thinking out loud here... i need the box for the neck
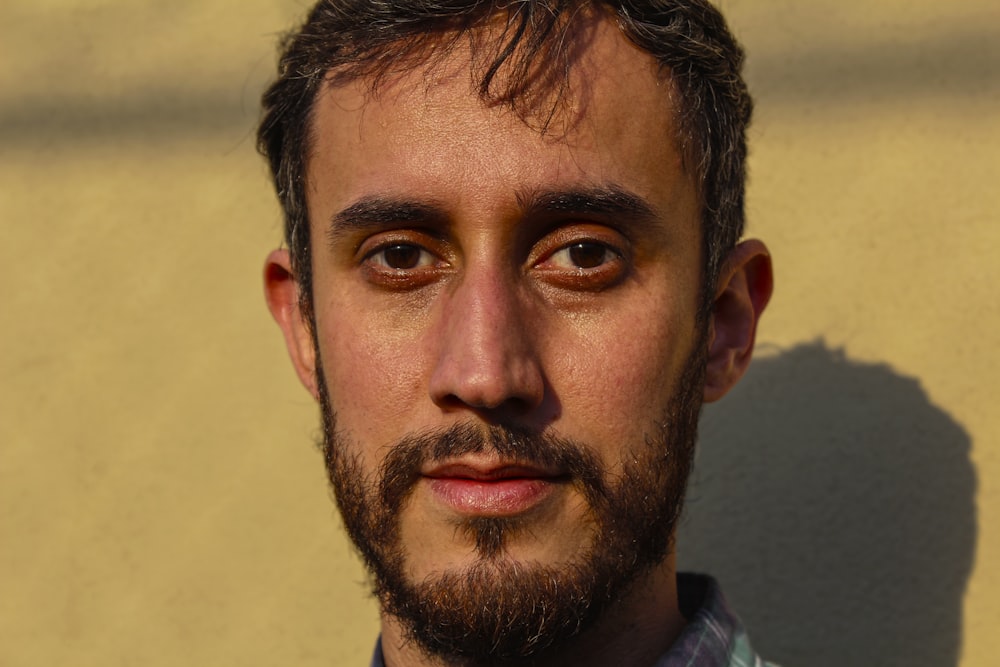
[379,556,685,667]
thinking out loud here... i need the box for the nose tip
[428,278,546,419]
[431,349,545,413]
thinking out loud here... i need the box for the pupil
[384,245,421,269]
[569,243,607,269]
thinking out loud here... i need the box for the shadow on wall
[678,341,977,667]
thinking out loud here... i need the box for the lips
[423,461,566,517]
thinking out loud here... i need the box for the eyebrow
[516,185,660,226]
[327,197,448,247]
[326,184,660,247]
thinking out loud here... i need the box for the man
[259,1,774,665]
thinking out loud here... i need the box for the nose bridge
[429,260,544,412]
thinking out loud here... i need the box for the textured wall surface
[1,1,996,665]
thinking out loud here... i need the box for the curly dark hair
[258,0,752,324]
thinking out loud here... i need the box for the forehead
[306,16,693,227]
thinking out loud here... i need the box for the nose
[428,266,546,418]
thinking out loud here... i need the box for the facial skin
[265,15,772,667]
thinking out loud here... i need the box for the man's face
[290,17,708,661]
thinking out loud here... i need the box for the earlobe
[263,249,320,400]
[703,239,773,403]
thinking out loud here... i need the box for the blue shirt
[369,573,776,667]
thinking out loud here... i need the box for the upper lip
[422,460,564,481]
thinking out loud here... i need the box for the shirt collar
[653,573,762,667]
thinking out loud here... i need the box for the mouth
[422,460,568,517]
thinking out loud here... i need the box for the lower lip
[427,477,557,516]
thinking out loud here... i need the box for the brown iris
[383,244,423,269]
[568,242,609,269]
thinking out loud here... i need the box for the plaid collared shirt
[370,573,776,667]
[655,573,776,667]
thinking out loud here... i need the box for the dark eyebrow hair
[515,185,660,225]
[327,196,447,247]
[326,185,659,248]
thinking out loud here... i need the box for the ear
[263,249,320,401]
[703,239,773,403]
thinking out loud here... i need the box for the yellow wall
[1,1,996,665]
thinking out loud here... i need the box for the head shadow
[678,340,977,667]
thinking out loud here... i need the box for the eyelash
[546,241,619,269]
[366,243,438,270]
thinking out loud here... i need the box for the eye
[533,233,629,291]
[367,243,437,270]
[547,242,617,270]
[359,237,448,291]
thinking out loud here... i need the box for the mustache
[377,422,610,516]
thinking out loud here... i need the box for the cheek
[316,301,432,446]
[550,299,693,447]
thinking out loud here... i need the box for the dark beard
[315,343,705,665]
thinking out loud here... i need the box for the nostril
[436,392,545,423]
[435,392,469,411]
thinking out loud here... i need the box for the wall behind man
[1,1,996,665]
